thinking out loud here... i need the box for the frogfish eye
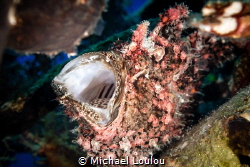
[52,51,125,126]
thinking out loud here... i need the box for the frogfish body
[52,4,236,163]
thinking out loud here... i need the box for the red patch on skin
[162,134,170,142]
[162,114,173,125]
[148,114,160,127]
[180,51,187,60]
[168,8,181,20]
[132,22,149,43]
[106,152,116,159]
[134,137,145,145]
[141,108,148,113]
[155,36,170,47]
[95,128,117,143]
[160,125,166,131]
[126,130,136,136]
[173,45,180,54]
[148,131,155,138]
[81,138,91,150]
[119,131,127,138]
[101,145,108,150]
[152,98,158,106]
[110,144,119,149]
[161,60,166,69]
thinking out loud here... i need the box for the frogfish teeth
[52,4,235,163]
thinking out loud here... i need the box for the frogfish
[51,4,236,164]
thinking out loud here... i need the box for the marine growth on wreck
[52,4,238,164]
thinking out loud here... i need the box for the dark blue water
[8,153,44,167]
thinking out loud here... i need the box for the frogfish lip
[52,51,125,127]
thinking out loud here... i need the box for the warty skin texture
[52,4,236,164]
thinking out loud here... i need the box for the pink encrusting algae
[52,4,236,164]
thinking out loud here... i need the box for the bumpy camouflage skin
[52,5,236,164]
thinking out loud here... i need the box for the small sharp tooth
[101,85,109,98]
[107,84,115,98]
[96,85,104,99]
[98,85,106,98]
[103,84,112,98]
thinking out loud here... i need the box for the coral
[52,4,237,164]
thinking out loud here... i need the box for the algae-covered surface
[162,86,250,166]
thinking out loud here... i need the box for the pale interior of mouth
[54,60,116,124]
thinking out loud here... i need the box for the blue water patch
[15,55,35,65]
[50,52,70,66]
[8,153,44,167]
[124,0,151,13]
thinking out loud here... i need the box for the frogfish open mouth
[52,51,126,127]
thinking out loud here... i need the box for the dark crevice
[98,86,106,98]
[238,154,250,166]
